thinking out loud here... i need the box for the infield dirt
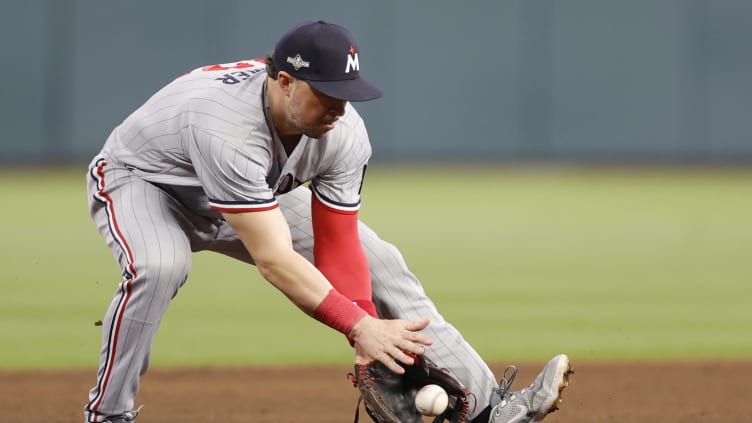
[3,360,750,422]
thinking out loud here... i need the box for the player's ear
[277,71,295,96]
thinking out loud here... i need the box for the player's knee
[132,249,192,294]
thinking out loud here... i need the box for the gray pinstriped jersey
[100,59,372,216]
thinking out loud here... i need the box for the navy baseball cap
[273,20,382,102]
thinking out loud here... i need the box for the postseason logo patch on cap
[286,54,310,71]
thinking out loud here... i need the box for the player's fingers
[402,321,433,347]
[406,331,433,347]
[390,346,416,368]
[404,318,430,332]
[395,330,428,356]
[378,352,406,374]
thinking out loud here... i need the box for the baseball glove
[350,354,471,423]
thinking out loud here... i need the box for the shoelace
[494,365,519,403]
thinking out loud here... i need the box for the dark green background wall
[2,0,750,163]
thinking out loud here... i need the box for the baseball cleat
[487,354,573,423]
[100,405,143,423]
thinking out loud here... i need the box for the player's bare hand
[349,317,432,374]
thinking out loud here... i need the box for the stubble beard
[287,103,330,139]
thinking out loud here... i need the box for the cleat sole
[533,355,574,421]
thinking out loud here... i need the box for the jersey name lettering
[215,68,263,85]
[178,59,266,82]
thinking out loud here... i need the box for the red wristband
[313,289,368,336]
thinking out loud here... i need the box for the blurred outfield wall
[1,0,751,164]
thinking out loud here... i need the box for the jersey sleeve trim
[209,198,279,213]
[311,182,360,214]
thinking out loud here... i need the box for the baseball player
[83,20,571,423]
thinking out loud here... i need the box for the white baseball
[414,384,449,416]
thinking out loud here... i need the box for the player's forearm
[254,247,332,313]
[254,248,370,336]
[221,210,367,333]
[222,210,330,312]
[222,209,430,373]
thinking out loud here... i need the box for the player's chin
[304,123,336,139]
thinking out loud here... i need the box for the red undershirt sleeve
[311,193,378,318]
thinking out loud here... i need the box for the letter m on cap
[345,53,360,73]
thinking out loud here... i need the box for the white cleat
[487,354,573,423]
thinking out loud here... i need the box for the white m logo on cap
[345,53,359,73]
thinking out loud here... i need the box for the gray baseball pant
[84,158,495,421]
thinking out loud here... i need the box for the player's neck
[279,135,302,156]
[267,77,303,154]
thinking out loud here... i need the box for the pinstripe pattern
[83,58,495,421]
[84,58,372,421]
[86,160,138,421]
[101,59,371,216]
[85,157,197,421]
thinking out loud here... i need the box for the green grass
[1,165,750,370]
